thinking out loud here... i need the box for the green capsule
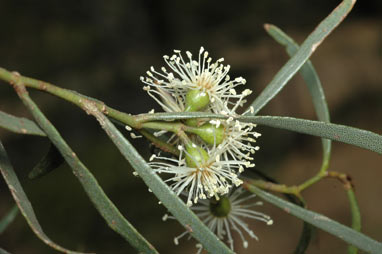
[185,144,209,168]
[190,123,225,145]
[209,196,231,217]
[185,89,210,112]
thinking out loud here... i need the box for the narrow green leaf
[246,184,382,254]
[347,189,361,254]
[264,24,330,123]
[0,111,45,136]
[136,112,223,122]
[248,0,356,115]
[0,205,18,234]
[13,85,158,254]
[85,104,233,254]
[264,24,332,170]
[239,116,382,154]
[0,140,89,254]
[134,112,382,155]
[28,144,65,179]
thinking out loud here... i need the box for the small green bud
[184,118,203,127]
[185,118,198,127]
[185,144,209,168]
[185,89,210,112]
[190,123,225,145]
[209,196,231,217]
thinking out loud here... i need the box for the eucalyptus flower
[164,187,273,252]
[140,47,252,115]
[149,143,248,206]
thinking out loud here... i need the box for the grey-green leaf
[264,24,332,169]
[13,86,158,254]
[246,184,382,254]
[239,116,382,154]
[136,112,223,122]
[0,140,89,254]
[0,111,45,136]
[134,112,382,155]
[247,0,356,115]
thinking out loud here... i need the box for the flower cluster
[141,47,271,251]
[141,47,261,206]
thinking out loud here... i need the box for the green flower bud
[209,196,231,218]
[185,144,209,168]
[185,89,210,112]
[191,123,225,145]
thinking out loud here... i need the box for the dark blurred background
[0,0,381,253]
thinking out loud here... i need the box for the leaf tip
[264,23,273,31]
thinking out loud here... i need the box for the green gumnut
[209,196,231,217]
[185,89,210,112]
[192,123,225,145]
[185,144,210,168]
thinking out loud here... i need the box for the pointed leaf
[264,24,331,168]
[245,184,382,254]
[248,0,356,115]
